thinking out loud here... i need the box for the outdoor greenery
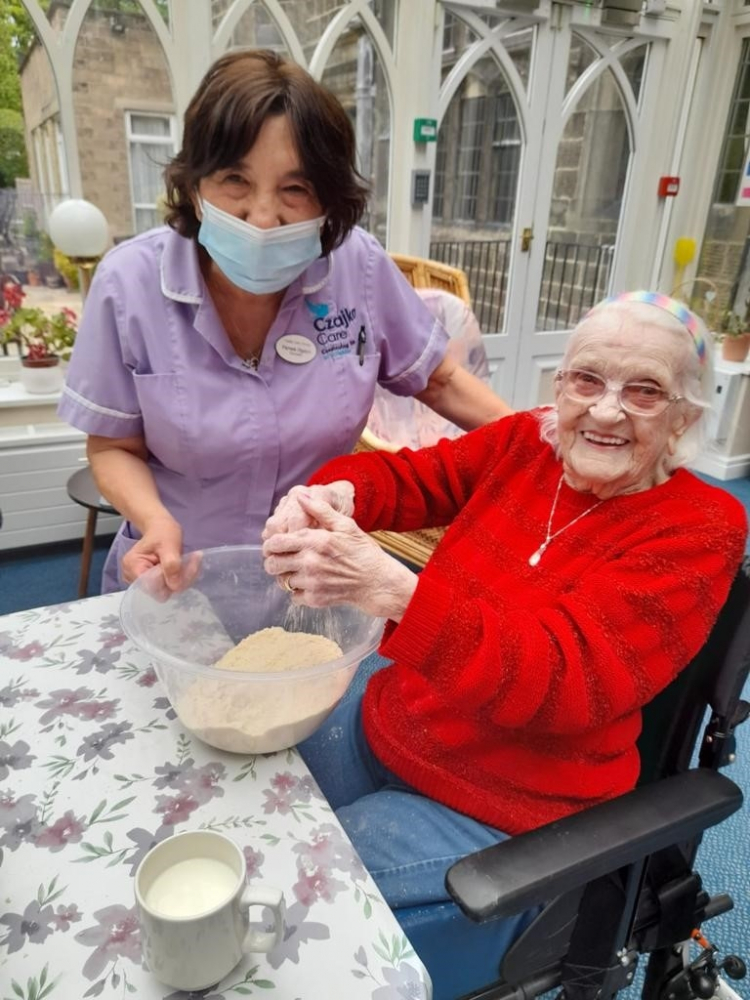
[0,0,44,67]
[0,107,27,186]
[0,1,30,184]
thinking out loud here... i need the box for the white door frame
[438,4,547,402]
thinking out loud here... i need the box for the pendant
[528,542,548,567]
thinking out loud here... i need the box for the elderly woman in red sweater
[262,291,747,998]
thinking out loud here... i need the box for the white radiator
[0,423,122,552]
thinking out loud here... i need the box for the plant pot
[721,334,750,363]
[20,356,63,394]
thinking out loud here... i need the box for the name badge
[275,335,317,365]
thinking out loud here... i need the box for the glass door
[433,3,654,409]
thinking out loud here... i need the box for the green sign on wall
[413,118,438,142]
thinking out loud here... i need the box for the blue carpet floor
[0,534,114,615]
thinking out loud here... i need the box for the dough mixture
[212,626,343,672]
[177,627,347,753]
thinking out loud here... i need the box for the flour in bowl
[176,626,347,753]
[212,626,343,672]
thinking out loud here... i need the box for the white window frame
[55,119,70,198]
[125,111,179,233]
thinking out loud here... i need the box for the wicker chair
[388,253,471,303]
[355,254,475,568]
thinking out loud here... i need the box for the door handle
[521,227,533,252]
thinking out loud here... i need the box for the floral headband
[585,290,707,367]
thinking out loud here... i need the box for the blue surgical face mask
[197,197,325,295]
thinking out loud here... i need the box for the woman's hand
[262,494,417,621]
[121,514,189,592]
[262,481,355,540]
[86,435,197,595]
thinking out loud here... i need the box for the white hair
[538,299,713,473]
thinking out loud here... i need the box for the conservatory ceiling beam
[446,0,545,10]
[386,0,442,255]
[445,0,509,8]
[213,0,306,67]
[169,2,215,122]
[20,0,89,198]
[438,16,534,138]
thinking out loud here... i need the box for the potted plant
[717,306,750,363]
[0,282,77,394]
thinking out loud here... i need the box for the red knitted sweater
[310,411,748,835]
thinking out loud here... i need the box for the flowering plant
[0,282,78,362]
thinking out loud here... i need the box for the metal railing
[429,239,511,331]
[537,241,615,330]
[429,237,614,331]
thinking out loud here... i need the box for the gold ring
[281,574,295,593]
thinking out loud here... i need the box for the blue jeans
[299,693,539,999]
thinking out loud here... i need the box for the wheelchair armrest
[446,769,742,922]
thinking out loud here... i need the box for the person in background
[262,291,748,1000]
[58,49,511,594]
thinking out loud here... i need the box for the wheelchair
[442,562,750,1000]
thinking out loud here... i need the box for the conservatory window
[443,12,458,55]
[455,96,486,221]
[433,132,448,219]
[126,112,177,233]
[490,92,521,224]
[714,39,750,205]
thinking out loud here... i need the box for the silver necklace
[223,311,264,371]
[241,351,261,371]
[528,475,605,567]
[210,274,270,372]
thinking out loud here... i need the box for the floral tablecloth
[0,594,432,1000]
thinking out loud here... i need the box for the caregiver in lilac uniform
[58,49,511,594]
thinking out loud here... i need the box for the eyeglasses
[556,369,683,417]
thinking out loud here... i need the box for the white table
[0,593,432,1000]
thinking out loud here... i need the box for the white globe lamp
[48,198,109,300]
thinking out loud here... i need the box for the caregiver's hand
[262,481,355,539]
[262,495,417,621]
[121,514,196,596]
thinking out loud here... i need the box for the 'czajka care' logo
[305,299,358,358]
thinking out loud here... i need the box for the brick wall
[20,5,173,241]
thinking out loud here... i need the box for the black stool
[66,466,118,598]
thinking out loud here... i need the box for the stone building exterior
[20,1,173,242]
[18,0,384,244]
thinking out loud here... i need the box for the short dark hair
[163,50,370,255]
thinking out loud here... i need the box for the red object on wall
[658,176,680,198]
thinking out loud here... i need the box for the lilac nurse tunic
[58,226,448,592]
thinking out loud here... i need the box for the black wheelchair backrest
[637,565,750,785]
